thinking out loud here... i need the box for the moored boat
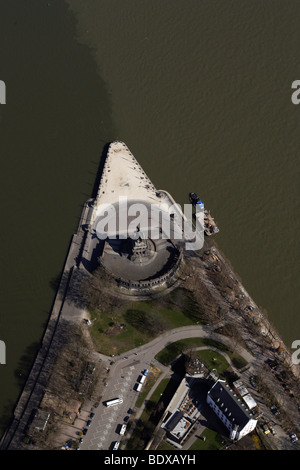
[189,192,204,209]
[189,192,219,236]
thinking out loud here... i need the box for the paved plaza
[80,359,143,450]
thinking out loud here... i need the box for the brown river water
[0,0,299,435]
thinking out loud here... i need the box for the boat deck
[204,209,219,236]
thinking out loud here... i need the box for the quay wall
[0,200,93,450]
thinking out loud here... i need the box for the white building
[161,375,203,448]
[207,380,257,440]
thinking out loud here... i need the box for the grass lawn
[195,349,229,375]
[189,428,224,450]
[89,299,194,355]
[155,337,248,373]
[156,441,176,450]
[135,365,163,408]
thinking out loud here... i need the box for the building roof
[208,381,255,430]
[161,375,203,445]
[242,393,257,410]
[233,379,249,396]
[233,379,257,410]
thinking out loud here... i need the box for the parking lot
[79,356,148,450]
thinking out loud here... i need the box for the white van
[135,383,142,392]
[119,424,127,435]
[113,441,120,450]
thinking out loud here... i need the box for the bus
[104,398,123,407]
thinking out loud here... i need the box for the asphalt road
[77,323,300,451]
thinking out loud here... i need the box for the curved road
[79,323,254,450]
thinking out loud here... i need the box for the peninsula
[1,142,299,451]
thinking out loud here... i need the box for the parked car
[90,412,95,419]
[268,423,277,436]
[262,424,270,435]
[87,420,92,427]
[266,359,280,371]
[119,424,127,436]
[290,433,298,443]
[270,405,280,416]
[249,376,256,388]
